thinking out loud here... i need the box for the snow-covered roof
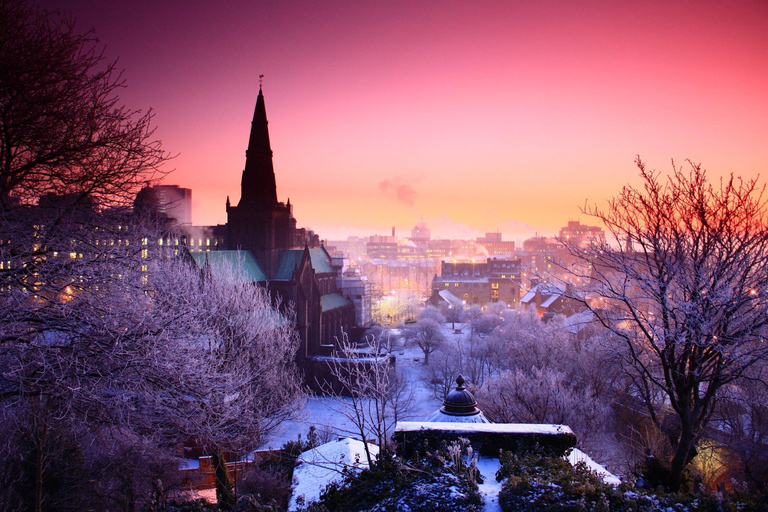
[288,438,379,511]
[437,289,464,307]
[540,294,560,308]
[395,422,573,436]
[568,448,621,485]
[563,310,596,334]
[424,410,491,423]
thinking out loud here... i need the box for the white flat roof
[395,421,574,436]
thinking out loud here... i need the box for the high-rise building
[153,184,192,224]
[476,232,515,257]
[558,221,605,247]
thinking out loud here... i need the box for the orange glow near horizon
[39,0,768,243]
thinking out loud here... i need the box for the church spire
[239,79,277,207]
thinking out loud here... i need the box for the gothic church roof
[189,250,267,282]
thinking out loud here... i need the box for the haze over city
[38,0,768,241]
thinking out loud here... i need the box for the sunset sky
[40,0,768,242]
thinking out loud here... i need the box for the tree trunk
[35,422,46,512]
[211,449,235,510]
[666,424,697,491]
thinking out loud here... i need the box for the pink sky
[40,0,768,242]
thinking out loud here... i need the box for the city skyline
[38,0,768,242]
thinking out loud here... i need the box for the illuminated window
[206,238,210,247]
[444,283,449,287]
[491,283,499,289]
[141,249,148,258]
[454,283,459,287]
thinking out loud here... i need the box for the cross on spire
[259,74,264,90]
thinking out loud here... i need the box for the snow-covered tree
[566,158,768,490]
[322,333,412,463]
[403,318,446,365]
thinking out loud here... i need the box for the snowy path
[476,456,503,512]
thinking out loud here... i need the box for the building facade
[430,257,522,308]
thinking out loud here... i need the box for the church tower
[226,85,297,277]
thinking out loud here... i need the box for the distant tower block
[153,185,192,224]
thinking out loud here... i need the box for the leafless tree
[402,318,445,365]
[714,363,768,493]
[0,3,305,509]
[565,158,768,490]
[1,251,304,511]
[321,333,412,464]
[181,256,303,508]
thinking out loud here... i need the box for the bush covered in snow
[298,439,483,512]
[497,450,768,512]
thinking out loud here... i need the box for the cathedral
[211,86,355,381]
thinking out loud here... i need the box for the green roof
[190,250,267,283]
[274,250,304,280]
[274,247,335,281]
[308,248,334,274]
[321,293,352,312]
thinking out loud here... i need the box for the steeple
[239,82,278,207]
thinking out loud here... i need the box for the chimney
[392,226,395,237]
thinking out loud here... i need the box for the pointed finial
[259,74,264,91]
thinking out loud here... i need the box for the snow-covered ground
[289,438,379,511]
[476,456,503,512]
[262,321,620,512]
[260,328,443,450]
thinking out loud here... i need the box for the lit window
[445,283,449,287]
[141,249,148,258]
[491,283,499,289]
[206,238,210,246]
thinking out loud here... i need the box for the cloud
[379,177,417,207]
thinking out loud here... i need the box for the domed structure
[425,375,490,423]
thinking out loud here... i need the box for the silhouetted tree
[566,158,768,491]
